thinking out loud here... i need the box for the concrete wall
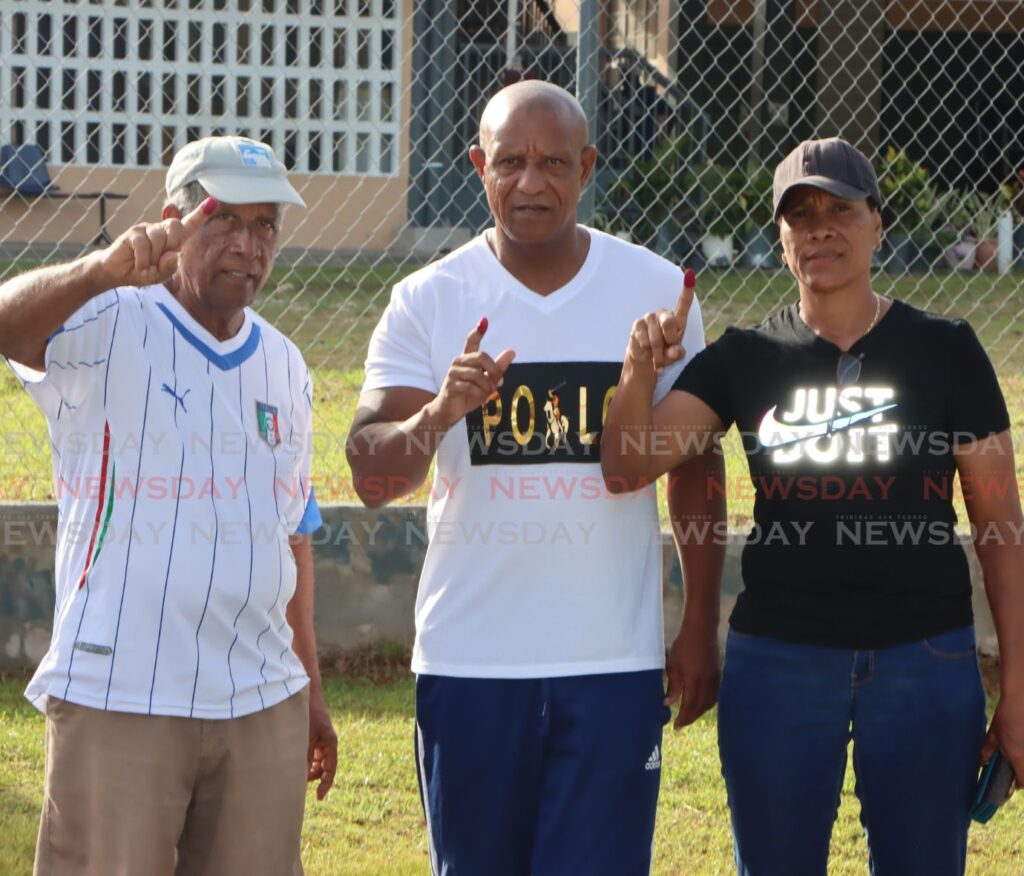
[0,503,999,670]
[0,165,410,256]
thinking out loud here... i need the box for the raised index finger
[180,196,219,239]
[674,268,696,321]
[463,316,488,354]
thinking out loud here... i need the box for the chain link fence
[1,0,1022,506]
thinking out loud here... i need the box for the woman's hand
[626,268,696,373]
[982,694,1024,789]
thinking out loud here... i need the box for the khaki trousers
[34,688,309,876]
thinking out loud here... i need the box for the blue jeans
[717,626,986,876]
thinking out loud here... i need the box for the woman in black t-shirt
[602,138,1024,875]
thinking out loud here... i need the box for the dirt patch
[323,643,414,685]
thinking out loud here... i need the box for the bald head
[469,80,596,249]
[479,81,590,152]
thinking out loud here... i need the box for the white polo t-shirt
[363,228,705,678]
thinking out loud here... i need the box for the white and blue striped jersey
[10,284,321,718]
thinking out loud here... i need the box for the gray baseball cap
[772,137,880,221]
[165,136,306,208]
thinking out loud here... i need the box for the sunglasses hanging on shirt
[837,352,864,386]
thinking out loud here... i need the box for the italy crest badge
[256,401,281,447]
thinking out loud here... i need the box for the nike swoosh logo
[758,403,897,449]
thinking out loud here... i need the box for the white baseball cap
[165,136,306,208]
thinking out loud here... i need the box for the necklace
[864,292,882,335]
[799,292,881,341]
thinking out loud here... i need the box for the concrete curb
[0,503,999,670]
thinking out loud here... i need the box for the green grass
[1,671,1022,875]
[2,264,1023,526]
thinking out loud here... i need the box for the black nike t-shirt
[673,299,1010,649]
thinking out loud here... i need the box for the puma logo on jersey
[161,383,191,413]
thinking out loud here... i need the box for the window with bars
[0,0,402,175]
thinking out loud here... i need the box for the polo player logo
[544,385,569,450]
[256,401,281,447]
[464,360,621,466]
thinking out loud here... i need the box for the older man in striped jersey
[0,136,336,876]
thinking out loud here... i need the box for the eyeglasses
[837,352,864,386]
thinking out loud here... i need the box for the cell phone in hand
[970,751,1016,824]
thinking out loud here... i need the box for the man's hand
[94,196,218,289]
[427,317,515,428]
[307,691,338,801]
[627,268,696,373]
[981,693,1024,791]
[664,621,720,730]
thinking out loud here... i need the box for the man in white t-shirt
[348,82,725,875]
[0,136,336,876]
